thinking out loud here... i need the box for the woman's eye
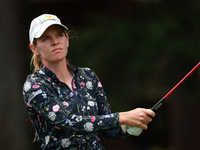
[43,37,49,41]
[58,33,64,37]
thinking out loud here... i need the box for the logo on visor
[39,15,56,24]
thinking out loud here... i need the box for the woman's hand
[119,108,155,130]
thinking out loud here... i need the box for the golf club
[126,62,200,136]
[151,62,200,111]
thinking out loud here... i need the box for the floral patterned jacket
[23,64,126,150]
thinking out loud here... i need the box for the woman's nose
[52,37,59,45]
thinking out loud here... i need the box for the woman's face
[30,25,69,66]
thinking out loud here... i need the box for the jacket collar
[40,63,78,81]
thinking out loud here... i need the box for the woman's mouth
[52,48,62,53]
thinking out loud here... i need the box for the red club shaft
[151,62,200,111]
[164,62,200,99]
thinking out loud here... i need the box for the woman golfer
[23,14,155,150]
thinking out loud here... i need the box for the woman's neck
[44,60,74,90]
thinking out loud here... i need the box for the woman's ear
[30,44,39,55]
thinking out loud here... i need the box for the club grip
[151,97,166,111]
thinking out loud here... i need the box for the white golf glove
[121,125,143,136]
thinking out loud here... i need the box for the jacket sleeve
[23,73,121,136]
[88,69,127,140]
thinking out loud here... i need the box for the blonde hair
[30,39,42,72]
[31,53,42,72]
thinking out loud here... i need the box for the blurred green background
[0,0,199,149]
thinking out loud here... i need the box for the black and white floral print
[23,64,125,150]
